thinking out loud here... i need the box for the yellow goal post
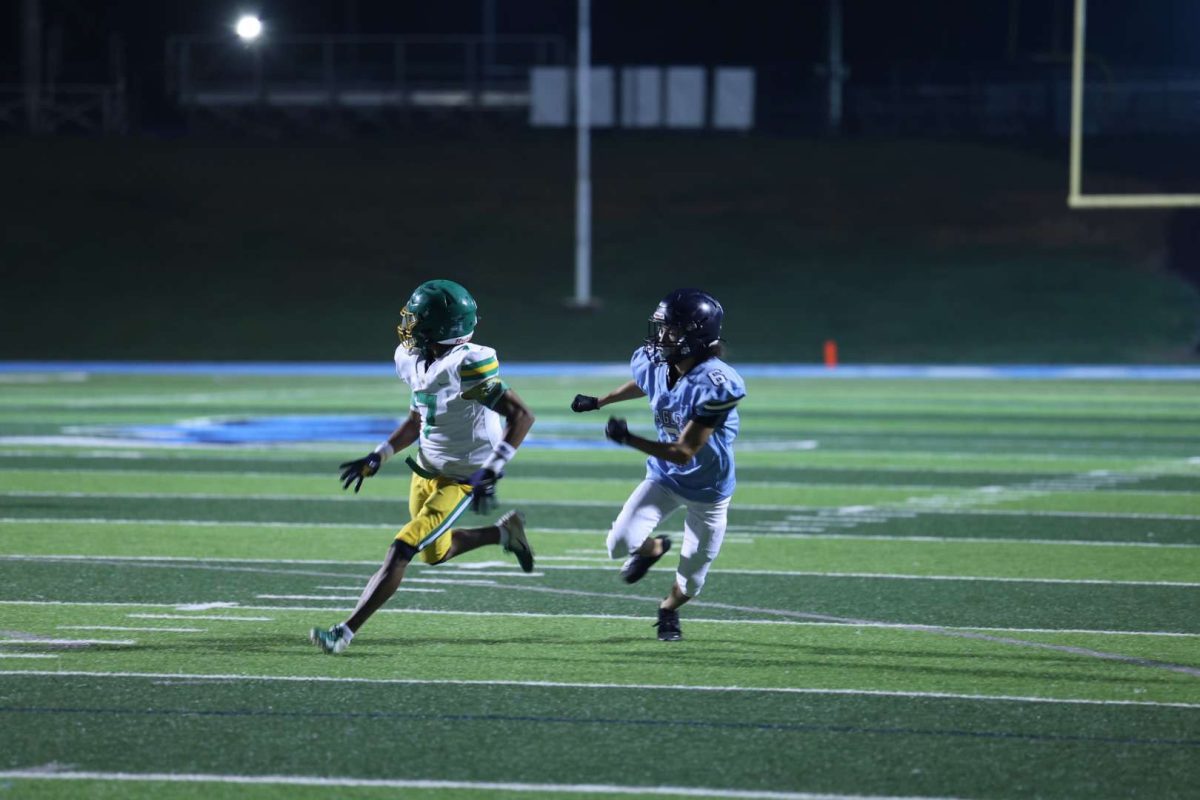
[1068,0,1200,209]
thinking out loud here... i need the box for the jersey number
[708,370,727,387]
[413,390,439,436]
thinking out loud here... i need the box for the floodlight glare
[235,15,263,41]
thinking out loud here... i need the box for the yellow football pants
[396,474,473,564]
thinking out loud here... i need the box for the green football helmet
[397,279,479,356]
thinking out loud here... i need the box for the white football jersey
[394,343,507,480]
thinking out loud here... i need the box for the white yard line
[21,465,1195,496]
[2,515,1200,542]
[0,516,386,529]
[725,532,1200,549]
[256,595,362,601]
[0,670,1195,710]
[256,590,443,600]
[3,489,1196,513]
[0,654,59,659]
[0,467,968,492]
[535,556,615,563]
[0,770,956,800]
[2,554,1194,588]
[528,564,1200,588]
[919,507,1200,521]
[318,580,498,588]
[2,598,1196,639]
[58,625,205,633]
[126,614,272,622]
[0,638,135,646]
[0,436,345,451]
[0,439,1191,461]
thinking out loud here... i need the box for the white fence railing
[0,84,126,134]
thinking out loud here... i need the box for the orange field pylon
[823,339,838,369]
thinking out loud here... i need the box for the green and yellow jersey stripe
[460,356,500,382]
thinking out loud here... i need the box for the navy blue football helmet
[644,288,724,365]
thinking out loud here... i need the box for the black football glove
[605,417,631,445]
[339,452,382,493]
[466,467,501,513]
[571,394,600,412]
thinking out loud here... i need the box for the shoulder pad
[394,345,417,377]
[458,344,500,383]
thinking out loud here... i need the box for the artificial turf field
[0,367,1197,799]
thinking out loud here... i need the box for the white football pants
[606,479,730,597]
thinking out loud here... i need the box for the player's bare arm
[571,380,646,412]
[383,409,422,452]
[606,418,714,465]
[492,388,536,448]
[463,387,536,513]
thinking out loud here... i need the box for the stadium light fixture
[234,14,264,42]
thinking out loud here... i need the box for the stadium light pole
[571,0,595,308]
[826,0,845,134]
[22,0,41,133]
[234,14,265,107]
[482,0,496,81]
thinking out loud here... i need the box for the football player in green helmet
[396,279,480,360]
[310,279,536,655]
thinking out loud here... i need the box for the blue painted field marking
[64,414,615,447]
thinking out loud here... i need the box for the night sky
[4,0,1199,117]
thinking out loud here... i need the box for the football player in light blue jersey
[571,288,745,641]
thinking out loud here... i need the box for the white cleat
[309,623,351,654]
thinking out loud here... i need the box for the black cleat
[654,607,682,641]
[619,535,671,584]
[497,510,534,573]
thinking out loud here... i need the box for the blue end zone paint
[2,361,1200,380]
[112,416,396,445]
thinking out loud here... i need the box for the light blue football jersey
[629,347,746,503]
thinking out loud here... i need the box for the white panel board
[713,67,755,130]
[587,67,615,127]
[666,66,706,128]
[620,66,662,128]
[530,66,569,127]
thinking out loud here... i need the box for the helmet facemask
[397,307,430,356]
[644,288,724,367]
[645,316,696,366]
